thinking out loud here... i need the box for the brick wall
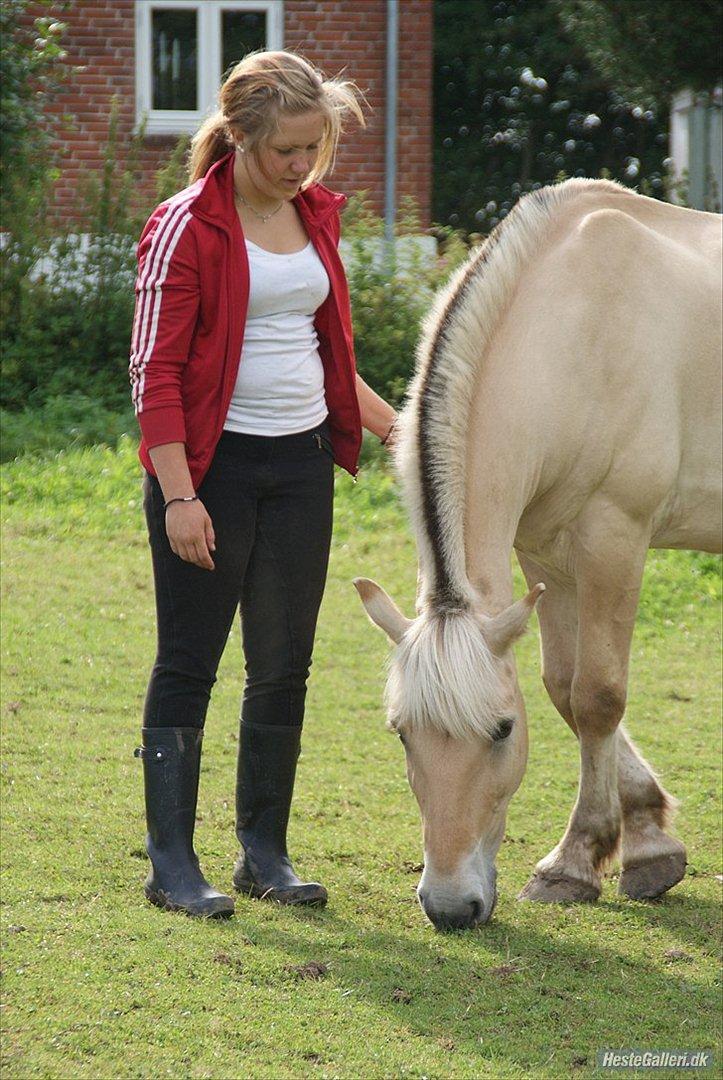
[23,0,432,227]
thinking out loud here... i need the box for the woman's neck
[232,153,283,215]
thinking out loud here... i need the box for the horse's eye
[492,717,514,742]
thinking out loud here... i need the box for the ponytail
[188,111,234,183]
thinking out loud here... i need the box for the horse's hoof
[517,872,600,904]
[618,851,686,900]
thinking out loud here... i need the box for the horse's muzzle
[418,885,497,931]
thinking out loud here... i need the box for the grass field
[1,437,721,1079]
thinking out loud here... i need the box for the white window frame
[135,0,284,135]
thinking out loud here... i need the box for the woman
[130,51,398,918]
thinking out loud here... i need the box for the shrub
[0,393,135,462]
[1,100,146,413]
[0,0,68,329]
[343,195,468,405]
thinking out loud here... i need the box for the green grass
[1,439,721,1079]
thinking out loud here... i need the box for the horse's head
[354,577,544,930]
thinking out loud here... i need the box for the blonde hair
[189,50,366,184]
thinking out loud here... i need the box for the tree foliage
[556,0,723,106]
[434,0,670,232]
[0,0,68,227]
[1,0,69,335]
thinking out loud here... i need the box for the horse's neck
[461,418,533,616]
[414,470,521,618]
[463,517,518,616]
[409,338,544,618]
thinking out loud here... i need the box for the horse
[355,177,722,930]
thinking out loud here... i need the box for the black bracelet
[381,416,399,446]
[163,495,198,511]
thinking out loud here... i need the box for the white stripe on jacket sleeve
[129,193,196,414]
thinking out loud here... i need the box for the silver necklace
[234,190,283,224]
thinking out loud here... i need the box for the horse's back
[496,183,722,553]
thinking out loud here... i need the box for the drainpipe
[384,0,399,262]
[703,90,711,210]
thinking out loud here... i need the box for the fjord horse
[356,178,722,929]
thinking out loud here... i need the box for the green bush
[1,100,150,416]
[0,393,135,462]
[0,0,68,327]
[343,195,468,405]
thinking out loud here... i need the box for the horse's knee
[570,677,626,734]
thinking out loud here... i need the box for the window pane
[222,11,267,81]
[152,9,197,111]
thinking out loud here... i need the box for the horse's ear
[483,583,545,656]
[353,578,412,644]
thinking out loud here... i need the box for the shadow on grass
[208,891,720,1068]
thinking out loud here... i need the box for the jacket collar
[189,151,346,233]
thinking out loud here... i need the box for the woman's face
[244,110,327,200]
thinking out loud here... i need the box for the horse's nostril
[469,898,483,924]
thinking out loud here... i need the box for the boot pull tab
[134,746,167,761]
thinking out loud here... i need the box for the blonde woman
[129,51,398,917]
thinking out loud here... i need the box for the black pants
[142,423,335,729]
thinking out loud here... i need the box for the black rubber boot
[135,727,235,918]
[233,721,327,906]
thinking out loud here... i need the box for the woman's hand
[165,499,216,570]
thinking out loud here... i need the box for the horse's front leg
[519,511,648,903]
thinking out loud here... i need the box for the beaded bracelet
[163,495,198,511]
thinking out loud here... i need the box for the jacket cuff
[137,405,187,448]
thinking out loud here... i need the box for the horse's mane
[398,177,625,610]
[390,177,625,738]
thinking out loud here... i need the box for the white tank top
[223,239,331,436]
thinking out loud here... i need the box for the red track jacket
[129,152,362,487]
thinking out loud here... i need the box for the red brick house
[28,0,433,225]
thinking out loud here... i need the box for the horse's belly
[650,484,723,553]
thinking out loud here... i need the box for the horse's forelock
[384,607,504,740]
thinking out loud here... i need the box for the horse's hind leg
[517,554,686,902]
[518,516,647,903]
[616,729,686,899]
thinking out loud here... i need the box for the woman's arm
[355,374,398,444]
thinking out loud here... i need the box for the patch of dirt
[402,861,424,873]
[287,961,328,981]
[490,962,521,977]
[663,948,693,962]
[391,987,412,1003]
[213,952,244,975]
